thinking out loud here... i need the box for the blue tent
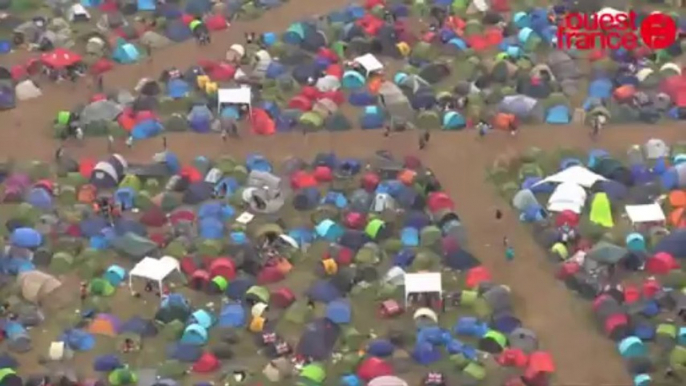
[166,343,203,362]
[26,187,53,210]
[348,90,376,107]
[410,92,436,110]
[289,228,315,246]
[189,309,214,329]
[180,324,208,345]
[10,228,42,248]
[321,192,348,209]
[199,217,224,239]
[360,106,384,129]
[412,341,441,365]
[198,201,234,220]
[167,79,190,99]
[120,316,157,336]
[165,20,192,42]
[104,265,126,286]
[444,249,480,270]
[246,154,272,172]
[131,119,163,139]
[226,275,255,300]
[266,62,286,79]
[296,318,340,360]
[161,293,190,309]
[0,84,16,110]
[292,64,317,84]
[307,280,341,303]
[325,299,352,324]
[214,177,239,198]
[342,71,365,89]
[443,111,466,129]
[137,0,156,11]
[588,78,613,99]
[218,304,246,327]
[81,0,101,6]
[545,105,571,124]
[185,0,212,16]
[157,4,182,19]
[315,219,344,241]
[653,229,686,258]
[112,42,140,64]
[400,227,419,247]
[79,217,108,238]
[93,354,122,372]
[283,23,306,45]
[114,187,136,210]
[366,339,395,357]
[61,329,96,351]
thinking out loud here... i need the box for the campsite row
[495,140,686,385]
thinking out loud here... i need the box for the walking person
[96,74,104,93]
[107,135,114,153]
[495,209,503,220]
[418,130,427,150]
[55,146,64,161]
[504,237,515,262]
[75,126,84,141]
[508,119,518,137]
[145,42,153,62]
[383,124,391,137]
[221,126,228,142]
[126,135,134,149]
[162,136,167,151]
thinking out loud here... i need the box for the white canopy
[535,166,606,188]
[547,182,587,213]
[128,256,181,290]
[354,53,384,75]
[625,203,666,224]
[217,86,252,112]
[404,272,442,306]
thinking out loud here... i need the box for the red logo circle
[640,13,677,50]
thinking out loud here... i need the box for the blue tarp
[10,228,42,248]
[166,343,203,362]
[131,119,163,140]
[120,316,157,336]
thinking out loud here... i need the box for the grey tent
[418,63,450,84]
[498,95,544,120]
[482,285,513,313]
[378,81,412,121]
[397,75,430,94]
[548,51,581,81]
[15,80,42,101]
[586,241,627,264]
[80,100,123,125]
[111,232,158,260]
[14,21,42,44]
[508,327,538,353]
[140,31,173,49]
[512,189,539,211]
[111,89,135,105]
[187,105,213,122]
[97,12,126,30]
[348,189,373,213]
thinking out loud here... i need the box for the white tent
[66,4,91,22]
[15,80,42,101]
[625,204,666,225]
[217,86,252,114]
[547,182,587,213]
[128,256,182,292]
[354,53,384,76]
[404,272,442,306]
[535,165,606,188]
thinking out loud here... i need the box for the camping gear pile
[496,140,686,384]
[0,150,555,385]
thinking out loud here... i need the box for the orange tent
[669,190,686,207]
[524,351,555,381]
[77,184,98,204]
[251,109,275,135]
[669,207,686,228]
[492,113,516,130]
[88,315,119,336]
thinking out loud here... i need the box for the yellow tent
[590,192,614,228]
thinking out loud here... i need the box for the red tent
[313,166,333,182]
[343,212,366,230]
[192,352,220,373]
[257,266,285,284]
[100,0,118,12]
[181,14,195,25]
[466,36,489,51]
[90,58,114,75]
[180,165,203,183]
[41,48,82,69]
[190,270,211,289]
[301,86,321,101]
[427,192,454,211]
[90,94,108,102]
[523,352,555,384]
[270,287,296,308]
[319,90,345,104]
[325,64,343,78]
[169,209,196,225]
[290,171,318,189]
[357,357,393,381]
[140,207,168,227]
[251,109,276,135]
[645,252,678,274]
[209,63,236,81]
[205,14,228,31]
[361,172,380,191]
[209,258,236,280]
[555,210,579,227]
[10,65,27,81]
[498,348,528,367]
[181,256,202,275]
[318,47,339,62]
[465,266,492,288]
[288,95,313,111]
[79,158,97,178]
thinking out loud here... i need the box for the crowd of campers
[0,148,555,385]
[499,139,686,384]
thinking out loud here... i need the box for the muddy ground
[4,0,685,384]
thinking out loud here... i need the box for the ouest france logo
[556,11,677,50]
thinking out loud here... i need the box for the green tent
[195,238,222,256]
[153,192,181,212]
[164,239,188,258]
[299,111,325,131]
[211,276,228,292]
[57,185,77,205]
[49,252,75,274]
[215,156,238,174]
[325,113,353,131]
[420,225,442,247]
[415,110,440,130]
[119,174,142,191]
[0,368,17,383]
[246,285,270,303]
[231,165,249,184]
[517,163,543,181]
[464,20,483,36]
[108,368,138,386]
[410,41,438,62]
[164,115,189,132]
[134,190,153,210]
[365,219,385,239]
[111,232,158,260]
[300,363,326,384]
[463,362,486,381]
[90,278,116,296]
[161,320,185,340]
[283,300,312,324]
